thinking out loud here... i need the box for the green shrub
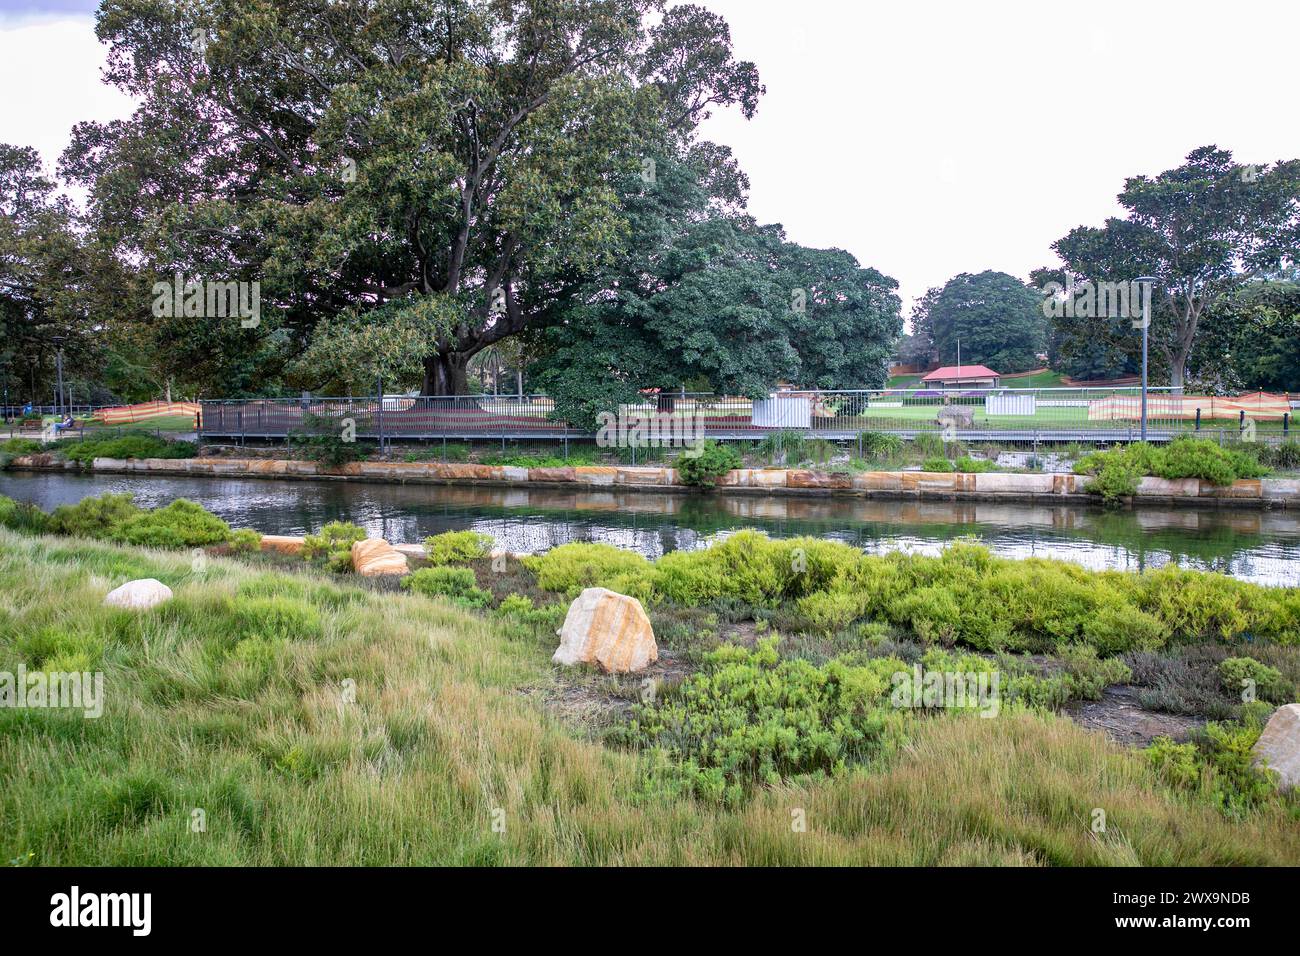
[952,455,994,473]
[921,456,953,472]
[113,499,232,548]
[1086,454,1142,503]
[1082,603,1169,655]
[1148,707,1285,815]
[402,566,492,608]
[675,440,741,488]
[57,434,196,465]
[302,522,367,560]
[47,493,143,539]
[478,453,598,468]
[1,437,43,456]
[1218,657,1291,704]
[229,529,263,554]
[624,639,906,803]
[858,432,903,460]
[1076,438,1269,502]
[523,542,650,596]
[0,495,50,534]
[423,530,493,566]
[911,432,945,458]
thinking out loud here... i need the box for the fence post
[1195,407,1201,431]
[376,376,384,456]
[1285,413,1290,436]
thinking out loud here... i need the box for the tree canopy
[64,0,766,396]
[1038,146,1300,389]
[909,271,1045,374]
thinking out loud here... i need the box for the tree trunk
[1170,351,1186,394]
[423,352,470,396]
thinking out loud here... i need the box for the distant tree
[1193,281,1300,393]
[0,144,112,406]
[917,271,1045,373]
[1043,146,1300,389]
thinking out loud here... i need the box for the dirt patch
[523,647,695,733]
[1064,685,1205,748]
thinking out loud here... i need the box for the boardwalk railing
[198,388,1298,444]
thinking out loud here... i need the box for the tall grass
[1,528,1296,865]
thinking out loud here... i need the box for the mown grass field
[2,528,1298,866]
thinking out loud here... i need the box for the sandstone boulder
[351,538,409,577]
[260,535,306,556]
[553,587,657,674]
[104,578,173,610]
[1252,703,1300,791]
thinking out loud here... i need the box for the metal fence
[197,387,1299,445]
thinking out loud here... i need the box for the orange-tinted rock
[528,467,576,482]
[260,535,305,555]
[553,587,658,674]
[351,538,409,577]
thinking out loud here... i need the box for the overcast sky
[3,0,1299,315]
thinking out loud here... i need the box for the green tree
[530,153,901,429]
[1043,146,1300,389]
[66,0,762,395]
[916,271,1045,374]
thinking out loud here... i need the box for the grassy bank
[2,527,1299,865]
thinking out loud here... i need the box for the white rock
[1252,703,1300,791]
[103,578,173,610]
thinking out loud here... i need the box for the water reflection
[1,471,1297,586]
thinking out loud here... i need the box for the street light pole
[53,342,66,417]
[1135,277,1157,442]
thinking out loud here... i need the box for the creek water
[2,470,1298,586]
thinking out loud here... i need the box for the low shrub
[229,529,263,554]
[1147,707,1286,815]
[478,453,598,468]
[623,639,907,803]
[1262,440,1300,470]
[675,440,741,488]
[47,493,143,539]
[921,456,953,473]
[858,432,904,460]
[114,499,232,548]
[0,495,50,534]
[522,542,650,597]
[1,437,43,456]
[401,566,492,609]
[953,455,995,473]
[423,530,493,566]
[1218,657,1292,705]
[57,434,196,465]
[301,522,367,561]
[1076,438,1270,502]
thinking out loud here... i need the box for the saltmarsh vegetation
[1074,437,1271,503]
[1,518,1298,864]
